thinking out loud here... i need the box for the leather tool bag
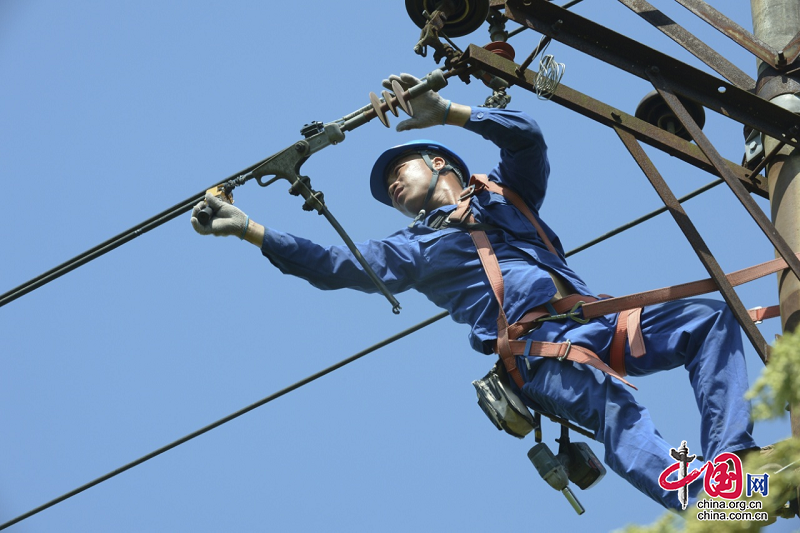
[472,363,538,439]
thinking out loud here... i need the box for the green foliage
[747,330,800,421]
[618,331,800,532]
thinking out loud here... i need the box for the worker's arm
[259,227,420,292]
[191,193,420,292]
[463,108,549,212]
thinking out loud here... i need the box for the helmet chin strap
[410,151,462,227]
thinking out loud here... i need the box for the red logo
[659,451,743,500]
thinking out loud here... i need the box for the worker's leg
[517,351,697,510]
[623,299,756,461]
[515,298,755,509]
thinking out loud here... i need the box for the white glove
[382,73,450,132]
[191,193,249,238]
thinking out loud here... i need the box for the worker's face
[386,154,446,218]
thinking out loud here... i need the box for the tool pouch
[472,363,538,439]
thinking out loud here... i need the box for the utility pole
[751,0,800,436]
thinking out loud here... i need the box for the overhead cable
[0,176,725,530]
[0,312,447,531]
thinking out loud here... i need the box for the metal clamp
[557,340,572,362]
[459,184,476,200]
[536,301,590,325]
[751,305,764,325]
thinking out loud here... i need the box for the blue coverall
[260,107,757,509]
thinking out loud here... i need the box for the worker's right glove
[382,73,450,132]
[191,193,250,238]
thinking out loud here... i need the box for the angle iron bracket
[503,0,800,150]
[455,44,768,198]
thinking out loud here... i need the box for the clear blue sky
[1,1,796,531]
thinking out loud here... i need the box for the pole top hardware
[406,0,490,38]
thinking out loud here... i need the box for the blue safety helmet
[370,139,470,207]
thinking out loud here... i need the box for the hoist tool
[199,69,450,314]
[0,70,448,311]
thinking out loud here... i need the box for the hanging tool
[554,425,606,490]
[528,442,585,515]
[527,425,606,514]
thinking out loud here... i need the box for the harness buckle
[557,340,572,362]
[536,300,590,325]
[459,184,476,200]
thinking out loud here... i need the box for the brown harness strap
[467,174,559,255]
[505,339,636,389]
[610,309,630,377]
[589,256,796,377]
[449,176,786,388]
[452,177,636,391]
[469,229,520,385]
[472,227,636,390]
[749,305,780,323]
[580,254,800,320]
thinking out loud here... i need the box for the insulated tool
[0,70,451,311]
[216,69,451,314]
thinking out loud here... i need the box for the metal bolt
[295,143,305,152]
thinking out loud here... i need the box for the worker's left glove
[382,73,450,132]
[191,193,250,238]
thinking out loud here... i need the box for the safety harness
[449,174,787,389]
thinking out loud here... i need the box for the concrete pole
[751,0,800,436]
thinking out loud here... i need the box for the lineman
[191,73,761,510]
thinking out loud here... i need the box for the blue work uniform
[261,107,756,510]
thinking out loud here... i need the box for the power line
[565,178,723,256]
[0,176,724,530]
[0,312,448,531]
[0,156,274,309]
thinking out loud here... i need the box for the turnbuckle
[537,301,590,325]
